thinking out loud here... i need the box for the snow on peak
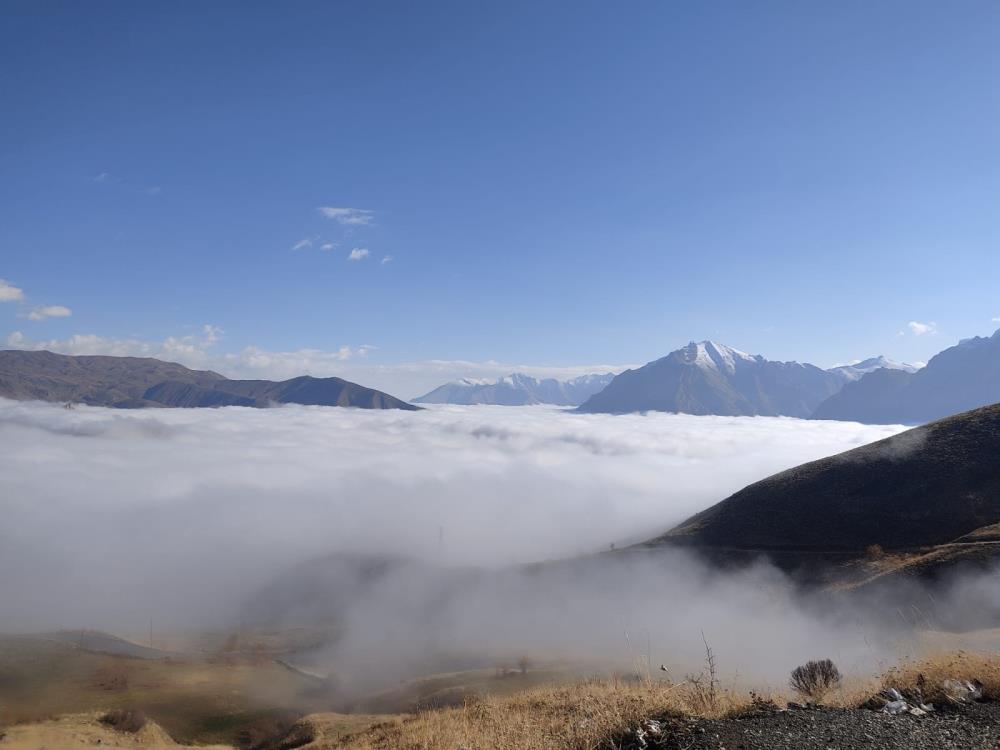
[454,377,492,386]
[682,340,756,374]
[828,356,919,382]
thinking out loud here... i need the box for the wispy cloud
[4,328,376,379]
[291,237,315,251]
[992,317,1000,324]
[93,172,110,183]
[0,279,25,302]
[318,207,374,226]
[146,186,162,196]
[906,320,937,336]
[381,255,393,265]
[25,305,72,321]
[321,243,336,251]
[349,248,370,261]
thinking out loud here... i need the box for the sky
[2,1,1000,397]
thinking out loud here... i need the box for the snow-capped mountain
[413,372,616,406]
[827,355,919,383]
[577,341,844,417]
[813,328,1000,424]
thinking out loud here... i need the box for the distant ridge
[578,341,844,417]
[0,350,418,410]
[812,329,1000,424]
[827,355,918,383]
[413,372,614,406]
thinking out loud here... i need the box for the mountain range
[5,328,997,424]
[812,329,1000,424]
[576,341,915,418]
[413,372,615,406]
[0,350,418,410]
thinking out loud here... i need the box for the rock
[942,679,984,703]
[883,700,909,715]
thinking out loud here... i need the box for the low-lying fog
[6,398,954,686]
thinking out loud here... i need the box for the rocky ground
[624,702,1000,750]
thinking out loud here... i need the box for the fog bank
[0,399,903,633]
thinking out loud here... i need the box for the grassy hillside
[650,403,1000,555]
[0,635,336,745]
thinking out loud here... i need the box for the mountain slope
[812,329,1000,424]
[0,350,418,410]
[650,402,1000,552]
[413,372,614,406]
[577,341,843,417]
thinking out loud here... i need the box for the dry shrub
[789,659,842,702]
[99,709,147,733]
[236,716,316,750]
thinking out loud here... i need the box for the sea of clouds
[0,398,905,638]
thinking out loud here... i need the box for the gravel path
[623,702,1000,750]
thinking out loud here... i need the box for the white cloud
[381,255,393,265]
[93,172,110,183]
[321,243,336,251]
[318,207,374,226]
[291,237,314,251]
[0,399,904,638]
[349,247,370,261]
[25,305,72,321]
[6,324,223,362]
[992,317,1000,324]
[906,320,937,336]
[0,279,25,302]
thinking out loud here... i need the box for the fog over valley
[0,399,904,635]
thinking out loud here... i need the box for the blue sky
[2,1,999,396]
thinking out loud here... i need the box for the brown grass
[327,651,1000,750]
[878,650,1000,704]
[332,676,774,750]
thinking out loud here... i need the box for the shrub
[238,717,315,750]
[99,709,147,733]
[789,659,842,701]
[866,544,886,560]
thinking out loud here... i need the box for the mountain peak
[827,356,918,383]
[580,341,838,416]
[680,340,757,375]
[414,371,615,406]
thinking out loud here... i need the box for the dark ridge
[0,349,419,411]
[646,402,1000,553]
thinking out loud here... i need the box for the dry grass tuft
[878,650,1000,704]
